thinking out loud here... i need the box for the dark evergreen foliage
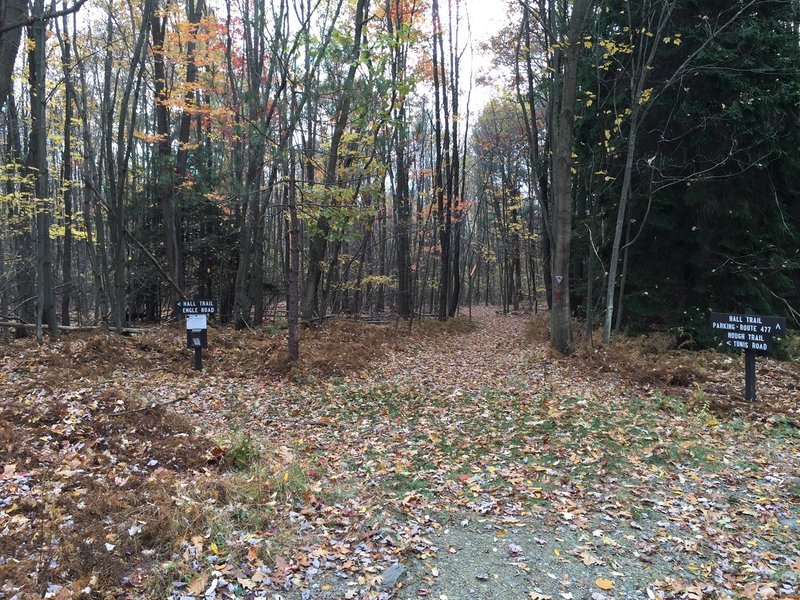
[573,0,800,336]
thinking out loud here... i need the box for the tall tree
[27,0,59,339]
[598,0,758,344]
[302,0,370,322]
[386,0,421,320]
[549,0,594,354]
[0,0,27,110]
[103,0,155,330]
[515,2,551,308]
[55,4,75,326]
[431,0,452,320]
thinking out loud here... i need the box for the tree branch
[83,177,188,300]
[0,0,89,34]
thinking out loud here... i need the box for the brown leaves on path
[1,308,798,599]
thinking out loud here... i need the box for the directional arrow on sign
[710,312,786,335]
[724,337,773,352]
[710,310,789,402]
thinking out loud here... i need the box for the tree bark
[56,6,74,326]
[150,3,181,306]
[27,0,59,339]
[388,0,412,318]
[287,159,300,361]
[447,0,461,318]
[0,0,26,109]
[550,0,593,354]
[5,96,35,332]
[431,0,450,321]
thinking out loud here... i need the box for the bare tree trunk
[287,159,300,361]
[0,0,26,109]
[431,0,450,321]
[5,97,35,332]
[70,13,105,324]
[233,0,269,329]
[550,0,593,354]
[602,117,638,344]
[395,127,412,317]
[615,216,632,333]
[540,178,553,309]
[376,191,387,313]
[252,202,266,325]
[388,0,412,318]
[585,208,597,338]
[150,3,179,306]
[56,6,74,326]
[518,3,553,310]
[27,0,58,339]
[516,8,543,313]
[447,0,461,318]
[513,226,522,310]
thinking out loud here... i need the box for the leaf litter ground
[0,309,798,599]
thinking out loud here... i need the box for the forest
[1,2,800,598]
[0,0,797,355]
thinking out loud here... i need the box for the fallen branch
[110,394,190,417]
[0,322,145,334]
[262,417,334,427]
[83,178,187,301]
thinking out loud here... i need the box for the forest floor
[1,308,799,600]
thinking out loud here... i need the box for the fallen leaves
[595,578,614,590]
[580,550,604,566]
[186,572,208,595]
[1,309,798,598]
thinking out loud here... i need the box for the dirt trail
[366,309,607,399]
[2,309,797,599]
[213,309,797,600]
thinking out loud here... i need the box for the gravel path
[170,308,800,599]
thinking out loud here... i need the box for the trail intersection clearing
[1,309,798,599]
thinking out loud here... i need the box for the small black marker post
[744,347,756,401]
[744,309,756,401]
[186,328,207,370]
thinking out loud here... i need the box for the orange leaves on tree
[378,0,429,26]
[452,197,474,222]
[133,131,167,144]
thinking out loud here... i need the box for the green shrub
[224,433,258,470]
[772,331,800,362]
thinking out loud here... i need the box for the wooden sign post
[710,311,787,401]
[175,300,217,371]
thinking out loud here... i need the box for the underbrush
[0,388,218,596]
[524,312,800,420]
[773,331,800,362]
[0,384,314,597]
[416,314,479,334]
[144,460,312,597]
[0,315,465,386]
